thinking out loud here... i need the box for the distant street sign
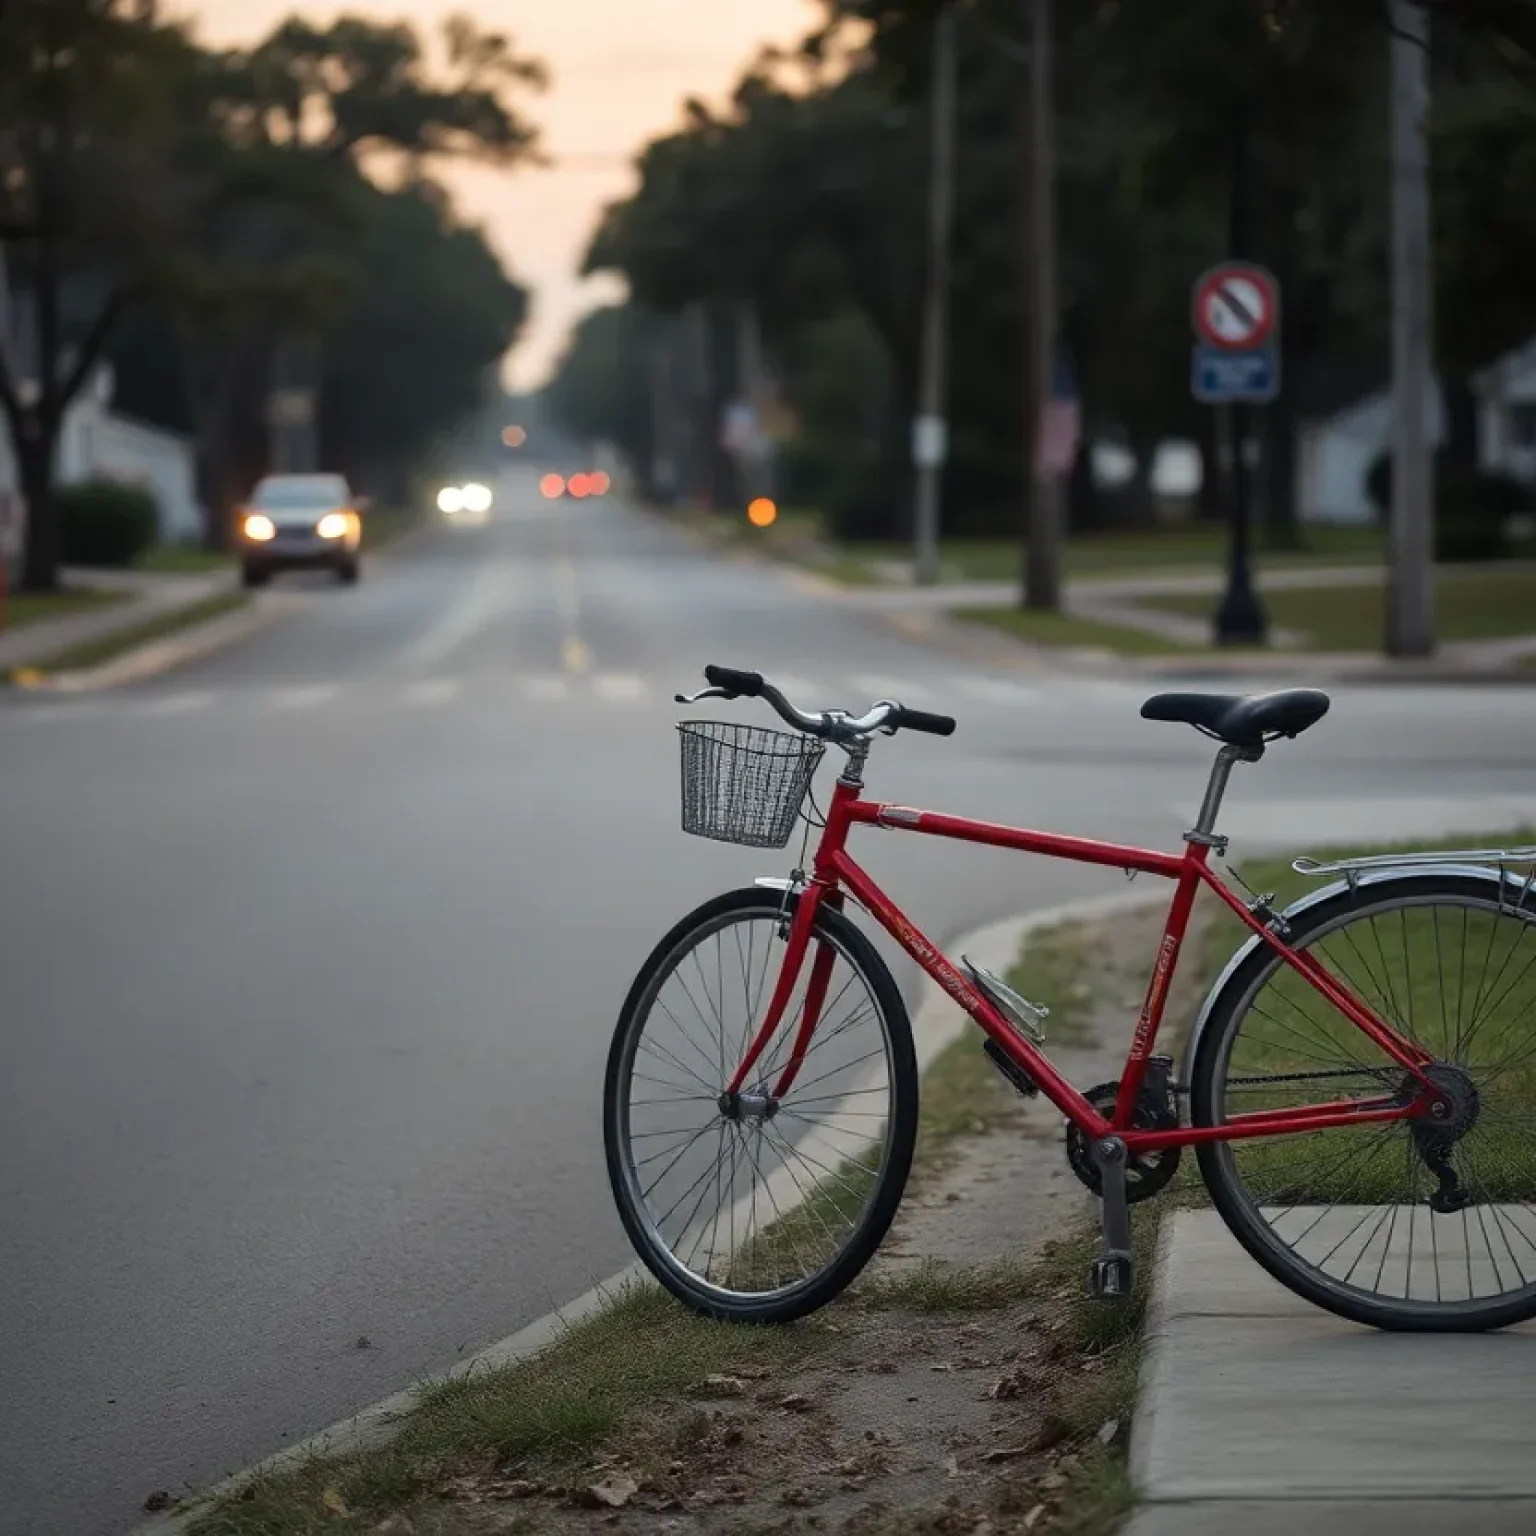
[1192,263,1279,352]
[1191,344,1280,405]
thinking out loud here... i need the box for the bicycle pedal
[1087,1253,1134,1302]
[962,957,1048,1043]
[983,1037,1039,1098]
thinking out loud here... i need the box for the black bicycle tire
[603,887,918,1324]
[1190,869,1536,1333]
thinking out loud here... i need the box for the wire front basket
[678,720,826,849]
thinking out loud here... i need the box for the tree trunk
[17,421,61,593]
[1261,392,1301,550]
[1443,374,1478,471]
[1195,409,1223,522]
[1066,434,1096,533]
[1125,431,1158,527]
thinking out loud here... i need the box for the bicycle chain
[1171,1067,1399,1095]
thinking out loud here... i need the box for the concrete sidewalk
[0,567,235,671]
[1125,1209,1536,1535]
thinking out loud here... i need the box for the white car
[238,474,364,587]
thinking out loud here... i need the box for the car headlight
[437,487,464,514]
[461,482,492,514]
[243,513,276,542]
[316,511,350,539]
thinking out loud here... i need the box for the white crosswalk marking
[524,675,569,702]
[404,678,461,706]
[269,684,338,711]
[138,691,216,718]
[850,674,935,703]
[593,673,647,703]
[955,677,1040,705]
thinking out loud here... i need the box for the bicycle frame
[726,776,1441,1154]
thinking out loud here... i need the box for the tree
[542,304,657,495]
[0,0,196,590]
[320,178,528,503]
[166,12,546,545]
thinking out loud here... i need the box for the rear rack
[1293,845,1536,877]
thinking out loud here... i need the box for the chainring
[1064,1080,1182,1204]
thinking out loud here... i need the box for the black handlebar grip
[703,665,765,699]
[894,705,957,737]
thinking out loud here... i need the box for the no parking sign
[1190,263,1281,405]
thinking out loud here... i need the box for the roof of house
[1474,333,1536,393]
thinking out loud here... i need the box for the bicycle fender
[1180,860,1533,1088]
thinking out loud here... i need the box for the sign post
[1191,262,1280,646]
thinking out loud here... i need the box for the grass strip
[20,590,249,676]
[954,605,1199,655]
[1141,566,1536,652]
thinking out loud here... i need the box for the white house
[1296,365,1446,524]
[0,362,203,550]
[1473,334,1536,486]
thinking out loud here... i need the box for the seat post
[1187,742,1258,847]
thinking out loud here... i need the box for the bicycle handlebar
[681,664,957,741]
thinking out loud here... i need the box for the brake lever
[674,685,732,704]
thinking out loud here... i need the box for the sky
[189,0,822,390]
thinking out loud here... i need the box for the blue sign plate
[1191,343,1279,404]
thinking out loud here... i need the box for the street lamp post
[1212,108,1269,647]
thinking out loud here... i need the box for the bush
[57,480,158,568]
[1363,450,1531,562]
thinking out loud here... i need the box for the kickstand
[1088,1137,1135,1301]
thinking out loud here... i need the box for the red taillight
[540,473,565,499]
[567,473,590,499]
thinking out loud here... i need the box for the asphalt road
[3,480,1535,1533]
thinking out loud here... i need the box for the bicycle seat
[1139,687,1330,746]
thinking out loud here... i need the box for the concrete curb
[133,883,1163,1532]
[16,590,294,695]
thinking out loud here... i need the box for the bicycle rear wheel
[604,887,917,1324]
[1191,870,1536,1331]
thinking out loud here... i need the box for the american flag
[1035,354,1080,478]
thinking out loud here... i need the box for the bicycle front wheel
[603,888,917,1324]
[1191,870,1536,1331]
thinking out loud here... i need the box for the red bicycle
[604,665,1536,1332]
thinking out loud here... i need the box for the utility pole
[912,2,957,587]
[1022,0,1062,611]
[1387,0,1434,656]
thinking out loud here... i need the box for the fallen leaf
[320,1487,350,1518]
[1023,1505,1048,1531]
[779,1392,813,1412]
[488,1480,540,1500]
[982,1446,1032,1463]
[1098,1418,1121,1445]
[989,1362,1041,1400]
[587,1474,639,1509]
[731,1363,772,1379]
[945,1455,961,1479]
[698,1374,746,1397]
